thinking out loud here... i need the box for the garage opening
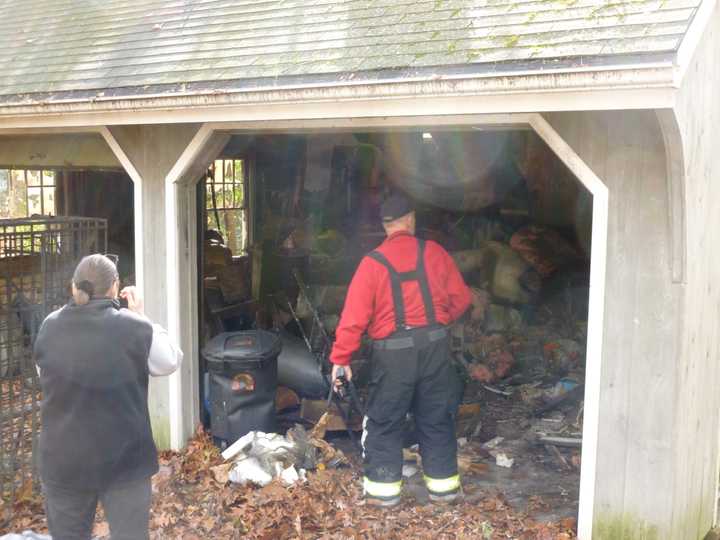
[0,154,136,506]
[195,127,592,522]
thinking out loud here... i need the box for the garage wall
[671,7,720,540]
[0,134,121,169]
[545,110,681,538]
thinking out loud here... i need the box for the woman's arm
[120,286,183,376]
[147,323,183,376]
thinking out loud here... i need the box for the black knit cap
[380,192,414,223]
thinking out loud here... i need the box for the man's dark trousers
[362,326,459,499]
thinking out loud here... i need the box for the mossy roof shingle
[0,0,703,101]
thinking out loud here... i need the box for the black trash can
[202,330,282,444]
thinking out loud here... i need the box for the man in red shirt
[330,192,472,507]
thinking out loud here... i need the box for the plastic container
[202,330,282,444]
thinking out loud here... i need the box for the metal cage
[0,216,107,508]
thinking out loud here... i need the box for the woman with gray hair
[33,254,182,540]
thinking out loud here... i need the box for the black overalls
[362,239,460,500]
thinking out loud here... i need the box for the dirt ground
[3,425,578,539]
[459,385,581,523]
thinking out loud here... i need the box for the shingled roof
[0,0,704,104]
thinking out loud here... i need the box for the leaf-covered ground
[2,429,577,539]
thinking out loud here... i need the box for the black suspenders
[367,238,437,329]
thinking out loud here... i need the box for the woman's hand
[120,286,145,316]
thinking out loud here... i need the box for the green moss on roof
[504,35,521,47]
[0,0,702,99]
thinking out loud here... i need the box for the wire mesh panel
[0,217,107,509]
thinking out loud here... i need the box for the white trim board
[528,115,608,540]
[164,124,219,451]
[0,86,676,130]
[99,127,145,295]
[163,112,608,540]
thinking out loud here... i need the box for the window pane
[213,161,223,183]
[0,170,9,218]
[10,170,25,185]
[43,170,56,186]
[234,183,244,208]
[225,186,235,209]
[204,160,249,254]
[218,183,227,209]
[239,210,247,252]
[10,170,27,217]
[44,186,55,215]
[206,184,213,209]
[27,170,41,187]
[28,187,42,215]
[223,210,239,254]
[213,184,224,209]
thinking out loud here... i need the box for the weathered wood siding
[108,124,201,450]
[0,134,121,169]
[670,6,720,539]
[545,109,682,538]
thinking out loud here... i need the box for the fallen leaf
[93,521,110,537]
[210,462,233,484]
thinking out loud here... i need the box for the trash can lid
[203,330,282,364]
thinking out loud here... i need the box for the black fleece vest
[34,299,157,490]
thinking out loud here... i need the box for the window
[206,159,249,254]
[0,169,56,219]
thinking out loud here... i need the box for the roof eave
[0,59,680,126]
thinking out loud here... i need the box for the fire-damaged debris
[494,453,515,469]
[544,444,572,471]
[264,200,589,523]
[509,225,585,278]
[533,382,584,417]
[424,206,588,506]
[186,130,592,536]
[0,533,50,540]
[416,207,589,522]
[403,445,489,477]
[485,304,524,333]
[217,425,349,488]
[536,436,582,449]
[543,340,583,375]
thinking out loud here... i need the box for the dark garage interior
[195,128,592,520]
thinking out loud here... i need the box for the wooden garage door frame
[165,113,608,540]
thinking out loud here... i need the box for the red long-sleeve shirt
[330,231,472,366]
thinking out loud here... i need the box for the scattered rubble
[494,453,515,469]
[510,225,584,278]
[0,533,50,540]
[3,429,579,539]
[218,425,348,487]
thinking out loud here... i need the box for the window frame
[0,167,57,219]
[205,158,250,254]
